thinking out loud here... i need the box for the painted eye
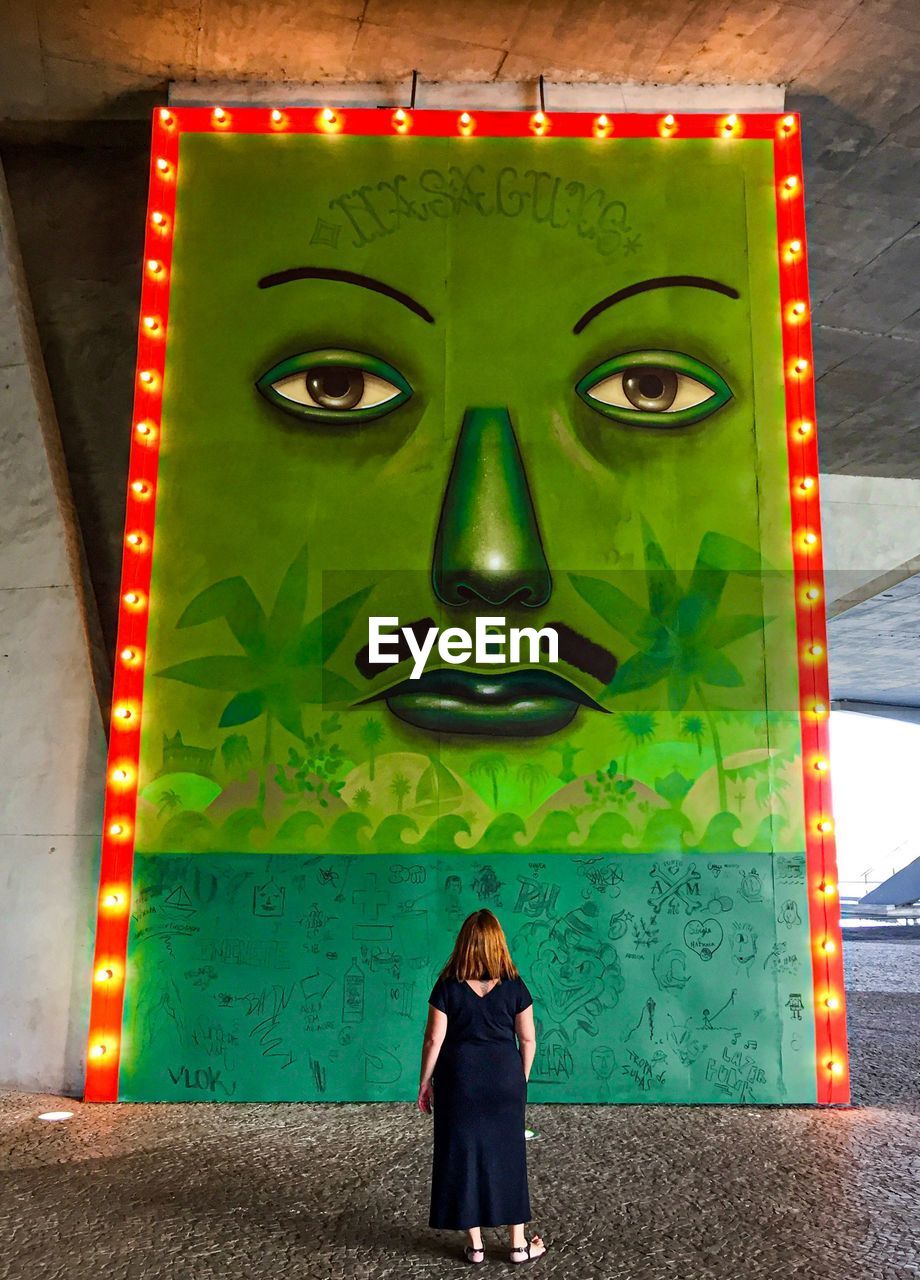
[256,349,412,423]
[576,351,731,427]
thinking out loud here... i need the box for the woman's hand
[417,1079,434,1114]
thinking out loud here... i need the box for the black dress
[427,975,533,1230]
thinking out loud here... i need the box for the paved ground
[2,940,918,1280]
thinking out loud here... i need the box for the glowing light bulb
[808,643,824,658]
[803,531,818,546]
[820,881,836,896]
[812,701,828,717]
[804,585,821,601]
[595,114,610,135]
[661,113,676,135]
[150,210,167,228]
[271,108,284,124]
[799,476,815,492]
[781,114,796,134]
[124,591,141,606]
[792,357,809,375]
[126,533,143,547]
[828,1059,843,1076]
[89,1044,107,1059]
[459,111,473,133]
[131,480,149,496]
[788,238,802,255]
[817,818,834,834]
[95,967,114,983]
[113,705,131,722]
[393,108,407,130]
[120,647,138,664]
[822,938,836,954]
[159,109,173,125]
[783,174,799,192]
[825,995,840,1010]
[139,370,155,386]
[532,111,547,134]
[109,822,125,837]
[155,157,170,174]
[322,107,337,125]
[103,890,122,906]
[213,106,226,123]
[135,421,153,438]
[143,316,160,333]
[796,419,813,437]
[814,758,829,772]
[111,767,129,782]
[723,113,738,134]
[146,259,163,276]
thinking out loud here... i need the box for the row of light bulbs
[158,104,799,140]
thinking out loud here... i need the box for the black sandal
[464,1242,485,1264]
[510,1237,547,1264]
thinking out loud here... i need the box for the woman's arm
[418,1005,448,1112]
[515,1005,536,1081]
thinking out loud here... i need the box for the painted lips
[369,668,608,737]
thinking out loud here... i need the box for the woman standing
[418,909,547,1265]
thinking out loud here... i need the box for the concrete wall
[0,158,106,1095]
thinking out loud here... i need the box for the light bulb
[135,421,153,438]
[804,586,820,601]
[95,967,114,983]
[784,174,799,191]
[150,211,167,228]
[796,419,813,437]
[781,114,796,133]
[595,114,609,133]
[793,357,809,375]
[143,316,160,333]
[124,591,141,606]
[322,107,337,125]
[139,370,155,386]
[213,106,226,122]
[828,1059,843,1076]
[822,938,836,954]
[799,476,815,492]
[788,238,802,255]
[146,259,162,275]
[120,648,138,664]
[89,1044,107,1059]
[808,643,824,658]
[723,113,738,134]
[111,767,129,782]
[126,533,143,547]
[109,822,125,837]
[459,111,472,131]
[814,758,829,772]
[803,532,818,546]
[812,701,828,717]
[532,111,547,133]
[820,881,836,895]
[131,480,149,496]
[825,995,839,1010]
[155,157,170,174]
[113,705,132,721]
[159,109,173,125]
[817,818,834,833]
[271,108,283,124]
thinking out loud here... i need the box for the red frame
[84,106,848,1104]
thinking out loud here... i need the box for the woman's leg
[465,1228,484,1262]
[509,1226,546,1262]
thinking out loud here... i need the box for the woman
[418,909,547,1265]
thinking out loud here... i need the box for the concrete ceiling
[2,0,919,696]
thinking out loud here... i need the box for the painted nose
[432,407,552,608]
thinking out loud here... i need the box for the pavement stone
[0,939,917,1280]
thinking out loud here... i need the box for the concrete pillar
[0,158,106,1094]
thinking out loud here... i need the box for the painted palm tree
[157,543,370,810]
[571,521,771,813]
[156,788,183,819]
[221,733,252,779]
[352,786,371,812]
[471,753,508,809]
[361,717,384,781]
[517,761,549,804]
[617,710,657,777]
[680,714,706,756]
[390,772,410,812]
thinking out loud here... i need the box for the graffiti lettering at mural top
[90,114,847,1104]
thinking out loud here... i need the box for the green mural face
[140,134,799,857]
[115,122,831,1109]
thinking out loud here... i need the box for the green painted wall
[118,129,816,1103]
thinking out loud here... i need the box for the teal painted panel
[119,851,817,1104]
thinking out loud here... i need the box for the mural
[88,110,848,1104]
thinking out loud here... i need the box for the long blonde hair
[439,909,519,982]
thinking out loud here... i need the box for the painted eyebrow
[258,266,435,324]
[573,276,740,335]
